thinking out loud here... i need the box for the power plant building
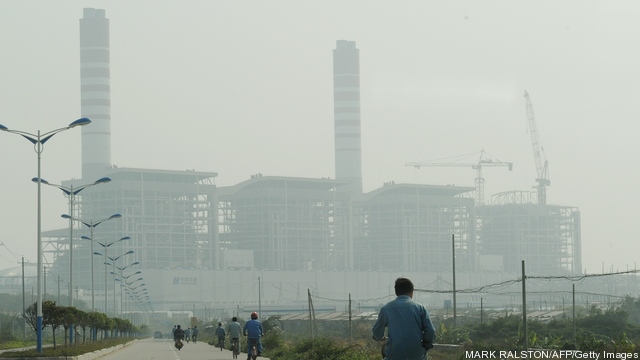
[478,191,582,275]
[217,175,353,272]
[42,167,217,310]
[353,183,476,273]
[28,11,592,315]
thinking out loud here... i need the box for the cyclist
[227,317,242,355]
[191,326,199,343]
[185,326,191,343]
[215,322,226,350]
[243,312,264,358]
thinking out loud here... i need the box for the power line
[413,269,640,295]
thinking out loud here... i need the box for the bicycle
[192,334,197,344]
[247,339,259,360]
[218,337,226,351]
[230,337,240,359]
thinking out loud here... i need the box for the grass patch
[0,338,134,358]
[0,341,36,350]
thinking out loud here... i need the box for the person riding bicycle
[243,312,264,358]
[216,322,226,349]
[227,316,242,353]
[191,326,199,343]
[185,326,191,342]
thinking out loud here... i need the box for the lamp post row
[0,118,91,353]
[35,176,112,308]
[1,119,150,345]
[93,245,133,316]
[63,213,122,312]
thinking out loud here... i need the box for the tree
[60,306,79,346]
[47,302,65,349]
[24,300,57,336]
[88,312,105,342]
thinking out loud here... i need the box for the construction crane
[523,90,550,205]
[405,150,513,206]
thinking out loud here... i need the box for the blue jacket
[243,319,264,339]
[372,295,436,360]
[216,326,226,337]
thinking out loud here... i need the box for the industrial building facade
[479,191,582,274]
[353,183,476,273]
[42,171,582,287]
[217,175,353,272]
[42,167,218,308]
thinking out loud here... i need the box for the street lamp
[92,239,131,315]
[125,284,147,321]
[114,272,142,316]
[106,249,133,316]
[65,213,121,311]
[0,118,91,353]
[34,176,111,308]
[112,263,139,316]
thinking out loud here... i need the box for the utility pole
[258,276,262,319]
[452,234,457,327]
[522,260,527,350]
[348,293,352,343]
[22,257,26,340]
[308,289,314,339]
[572,284,576,345]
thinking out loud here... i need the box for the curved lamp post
[112,264,140,316]
[92,239,131,315]
[106,249,133,316]
[66,213,121,311]
[115,272,143,317]
[125,284,148,321]
[36,176,110,344]
[0,118,91,353]
[35,177,110,305]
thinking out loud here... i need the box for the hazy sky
[0,1,638,275]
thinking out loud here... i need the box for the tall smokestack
[80,8,111,180]
[333,40,363,194]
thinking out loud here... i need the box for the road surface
[101,338,270,360]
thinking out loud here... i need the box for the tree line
[24,300,141,348]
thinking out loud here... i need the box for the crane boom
[405,150,512,206]
[523,91,550,205]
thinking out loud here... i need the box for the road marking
[169,341,182,360]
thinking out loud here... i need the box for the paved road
[101,338,270,360]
